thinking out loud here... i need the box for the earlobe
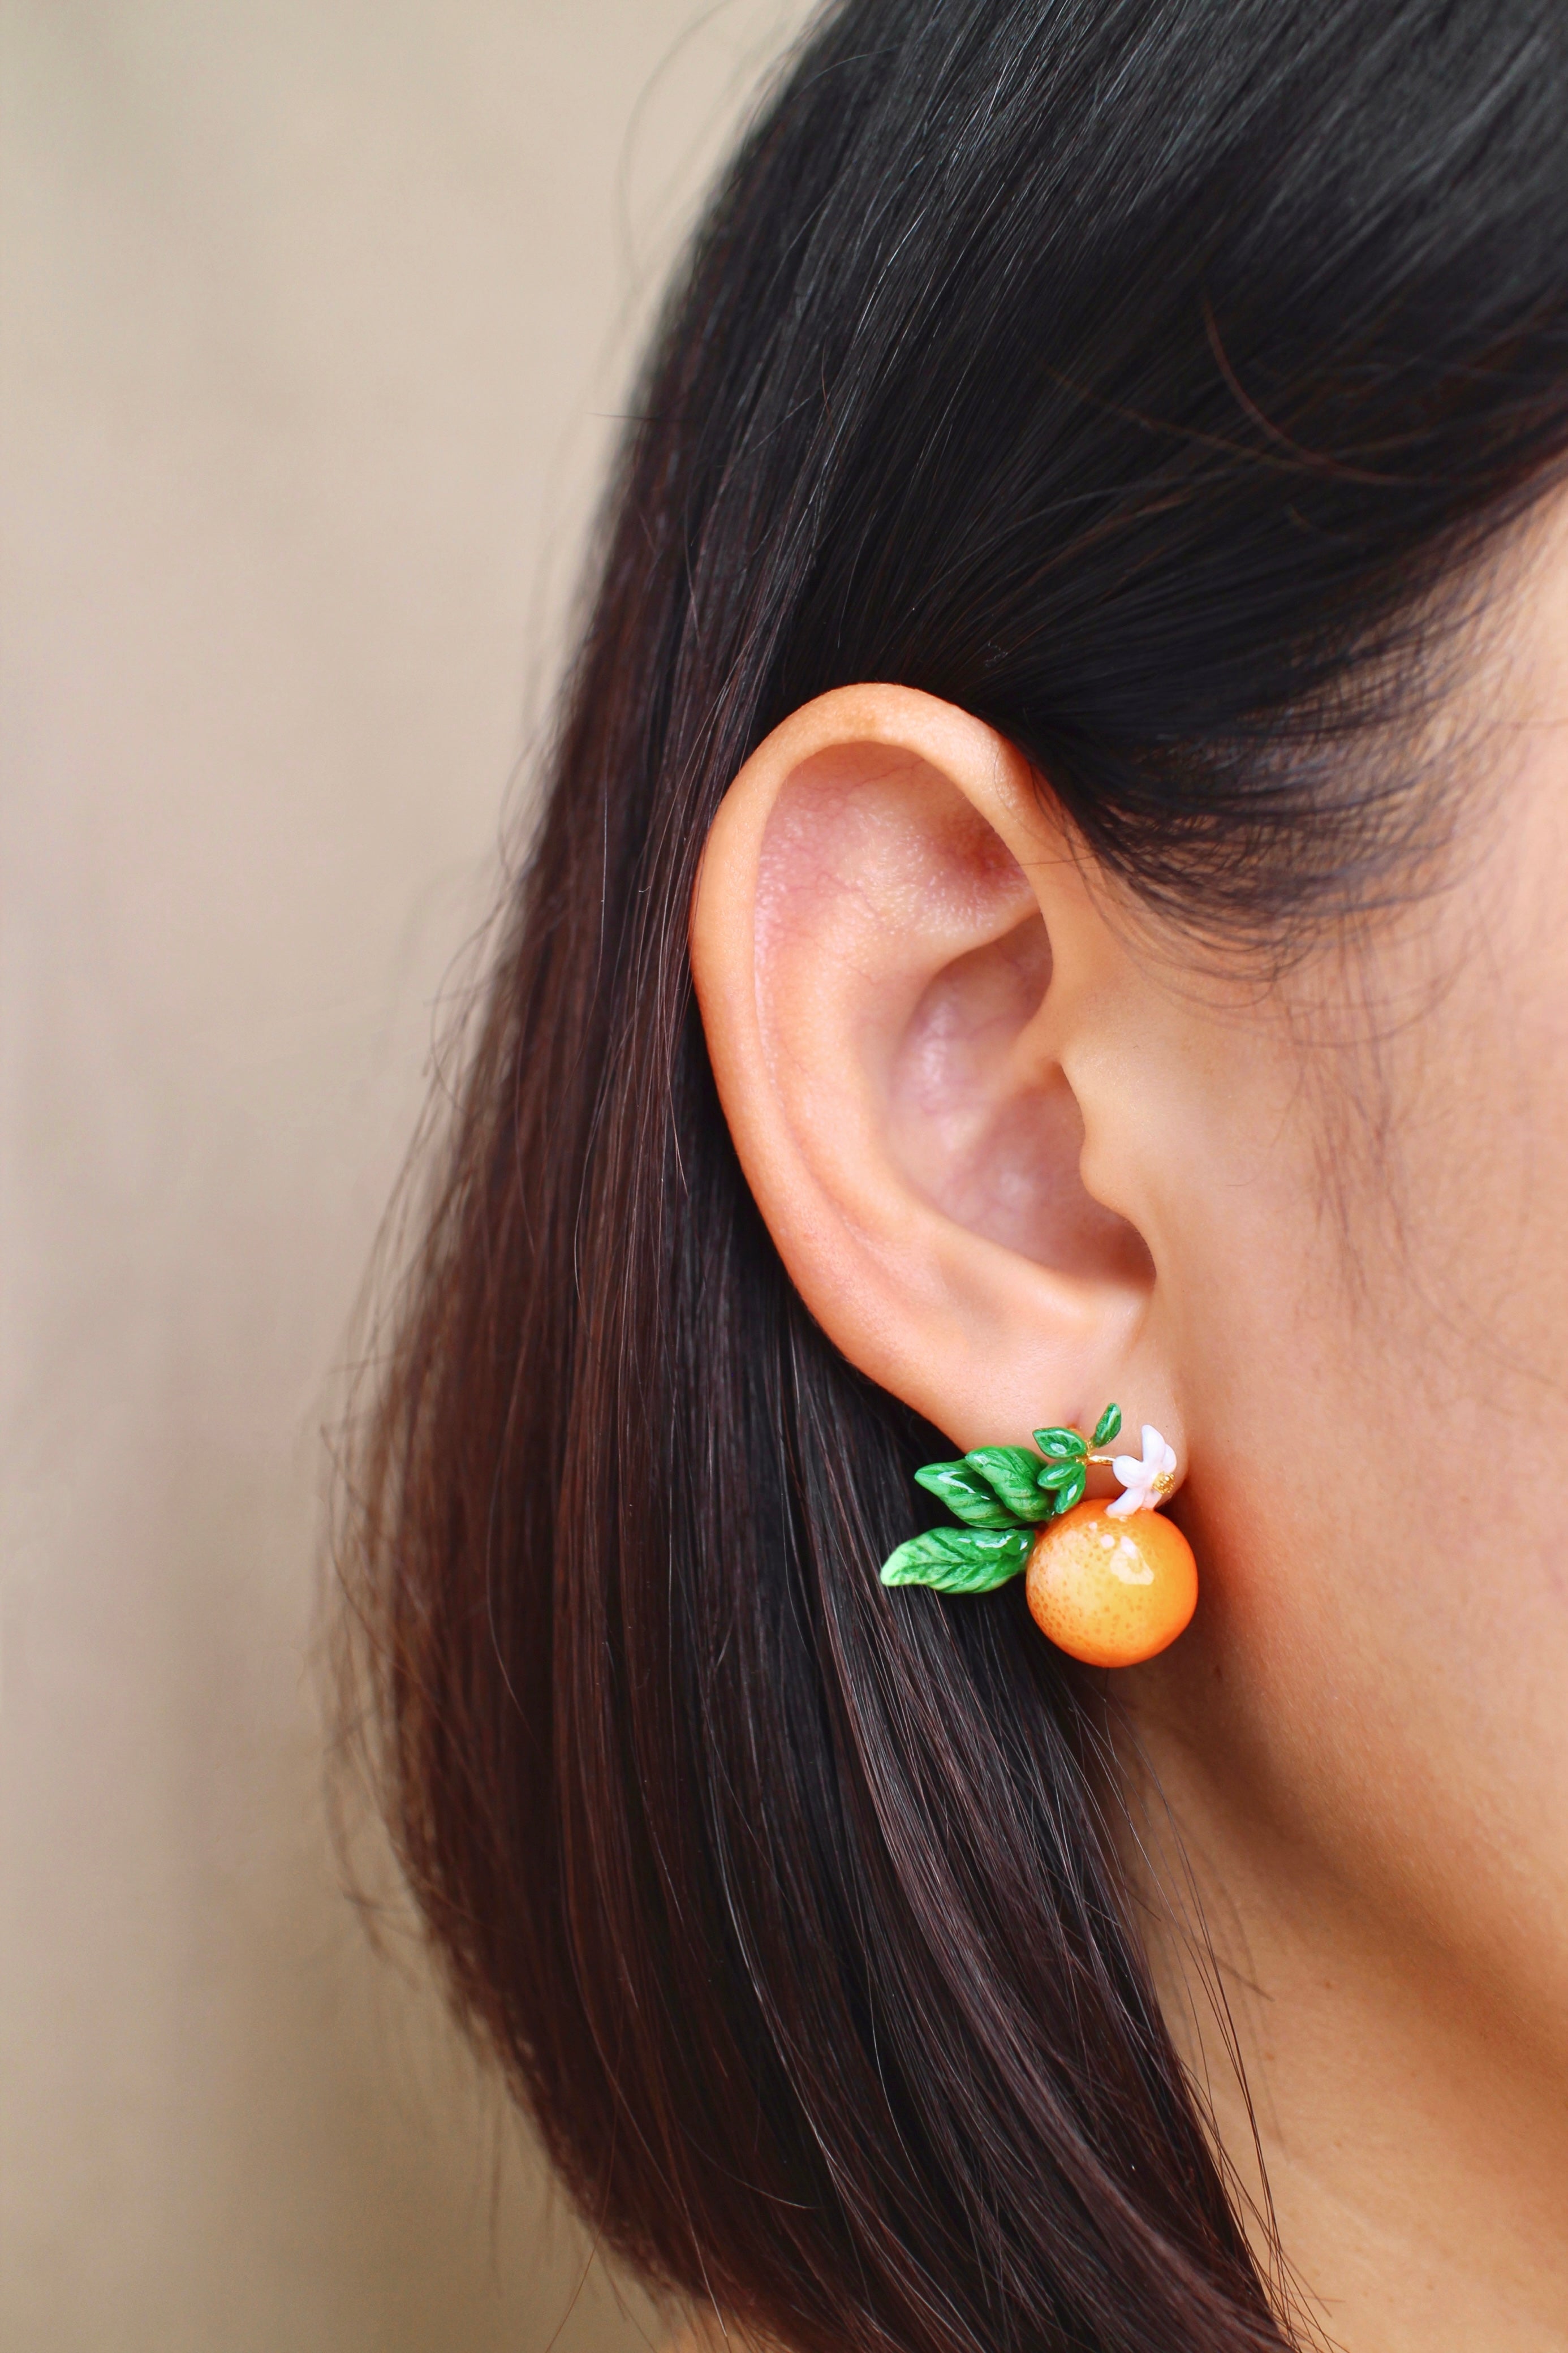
[690,684,1178,1460]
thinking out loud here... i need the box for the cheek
[1156,928,1568,2018]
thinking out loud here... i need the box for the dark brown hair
[339,3,1568,2346]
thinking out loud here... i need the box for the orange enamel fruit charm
[880,1403,1199,1669]
[1024,1498,1197,1668]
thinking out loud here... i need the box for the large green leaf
[963,1445,1052,1521]
[880,1524,1032,1592]
[913,1460,1019,1527]
[1092,1402,1123,1447]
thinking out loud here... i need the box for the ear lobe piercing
[880,1405,1198,1667]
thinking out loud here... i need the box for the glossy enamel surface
[1024,1499,1197,1668]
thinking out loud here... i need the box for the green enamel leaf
[1048,1465,1087,1516]
[1033,1425,1087,1461]
[1092,1402,1123,1448]
[963,1445,1052,1522]
[913,1460,1019,1527]
[1036,1456,1084,1490]
[880,1524,1032,1593]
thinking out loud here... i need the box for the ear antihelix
[882,1404,1197,1668]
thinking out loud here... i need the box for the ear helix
[880,1404,1197,1668]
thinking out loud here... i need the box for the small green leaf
[1037,1457,1084,1491]
[880,1524,1032,1593]
[1092,1403,1123,1448]
[964,1445,1052,1521]
[914,1460,1019,1527]
[1033,1425,1087,1461]
[1048,1465,1087,1515]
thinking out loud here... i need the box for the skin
[688,488,1568,2348]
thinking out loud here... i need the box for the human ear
[690,684,1181,1458]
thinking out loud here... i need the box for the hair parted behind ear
[338,3,1568,2348]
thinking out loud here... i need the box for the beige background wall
[2,5,811,2346]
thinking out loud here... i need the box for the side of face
[688,493,1568,2062]
[1139,504,1568,2040]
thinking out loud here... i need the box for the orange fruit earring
[879,1405,1197,1669]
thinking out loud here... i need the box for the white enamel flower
[1106,1424,1177,1518]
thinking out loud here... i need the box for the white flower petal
[1108,1425,1178,1516]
